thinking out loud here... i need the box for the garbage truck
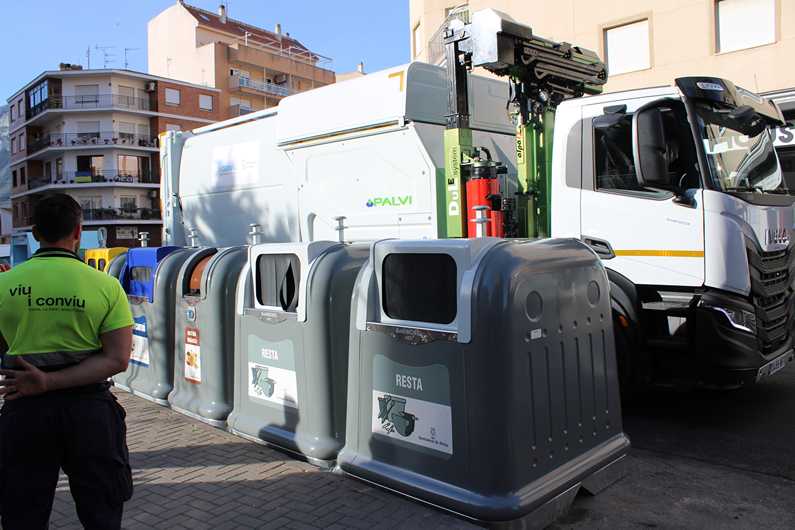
[160,9,794,390]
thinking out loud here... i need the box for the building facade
[148,1,336,119]
[7,65,221,247]
[410,0,795,94]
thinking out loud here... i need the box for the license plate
[756,353,792,381]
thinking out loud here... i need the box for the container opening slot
[87,258,97,269]
[98,259,107,271]
[186,255,214,296]
[382,253,457,325]
[256,254,301,312]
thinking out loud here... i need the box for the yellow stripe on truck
[614,250,705,258]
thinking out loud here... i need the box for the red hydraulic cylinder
[466,178,504,238]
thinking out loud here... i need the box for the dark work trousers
[0,387,133,530]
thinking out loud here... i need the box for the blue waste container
[113,246,195,405]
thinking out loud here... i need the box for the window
[55,158,63,180]
[16,101,22,120]
[382,253,457,324]
[412,22,423,58]
[716,0,775,53]
[12,170,17,188]
[77,155,104,177]
[27,80,48,111]
[199,94,213,111]
[604,20,650,75]
[10,105,15,121]
[593,102,699,194]
[256,254,301,311]
[118,85,135,107]
[10,136,16,154]
[780,147,795,190]
[165,123,181,132]
[231,68,250,80]
[137,123,150,138]
[45,161,52,179]
[120,196,137,212]
[165,87,181,105]
[230,97,251,110]
[118,121,136,141]
[75,84,100,106]
[118,155,150,179]
[19,167,25,185]
[76,121,101,140]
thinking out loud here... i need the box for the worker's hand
[0,358,49,400]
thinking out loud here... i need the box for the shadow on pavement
[622,364,795,480]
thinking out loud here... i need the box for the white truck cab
[552,77,794,387]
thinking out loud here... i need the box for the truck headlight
[700,303,757,334]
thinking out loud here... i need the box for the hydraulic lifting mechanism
[442,10,607,238]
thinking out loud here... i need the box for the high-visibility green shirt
[0,248,133,368]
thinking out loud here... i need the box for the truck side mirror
[632,107,669,188]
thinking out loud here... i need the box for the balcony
[229,104,254,117]
[28,93,153,120]
[20,170,159,197]
[27,132,159,155]
[230,75,292,98]
[83,207,162,222]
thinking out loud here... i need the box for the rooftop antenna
[94,45,117,68]
[123,48,140,70]
[86,46,91,69]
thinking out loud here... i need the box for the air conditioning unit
[146,81,156,92]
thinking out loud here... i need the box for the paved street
[44,365,795,529]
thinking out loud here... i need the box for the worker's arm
[0,326,132,398]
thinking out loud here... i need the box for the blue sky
[0,0,410,100]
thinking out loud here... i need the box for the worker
[0,193,134,530]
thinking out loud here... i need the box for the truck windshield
[696,103,786,193]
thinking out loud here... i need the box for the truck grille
[747,239,795,355]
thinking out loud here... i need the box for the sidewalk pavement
[49,389,473,530]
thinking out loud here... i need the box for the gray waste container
[338,237,630,526]
[168,246,247,427]
[227,241,368,467]
[113,246,196,405]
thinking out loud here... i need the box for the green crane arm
[443,8,607,238]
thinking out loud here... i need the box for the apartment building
[6,65,221,247]
[410,0,795,94]
[148,1,336,119]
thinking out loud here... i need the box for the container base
[228,428,336,470]
[114,383,170,407]
[170,405,227,429]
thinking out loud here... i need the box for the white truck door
[579,99,705,287]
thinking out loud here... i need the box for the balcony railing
[25,170,159,193]
[229,104,254,117]
[13,207,161,227]
[230,75,292,97]
[28,93,153,119]
[83,208,162,222]
[27,132,159,154]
